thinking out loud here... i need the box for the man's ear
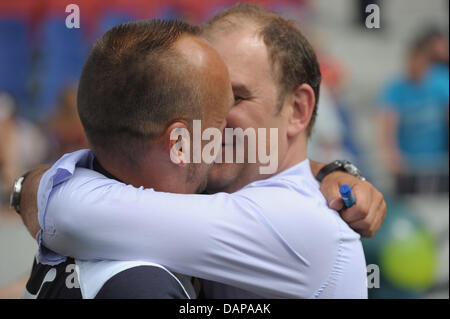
[286,83,316,137]
[164,121,191,166]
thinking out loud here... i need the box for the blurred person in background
[377,33,449,195]
[422,28,449,66]
[45,84,88,161]
[421,28,449,95]
[0,92,48,207]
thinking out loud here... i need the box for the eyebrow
[232,84,252,97]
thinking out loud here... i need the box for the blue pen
[339,184,356,208]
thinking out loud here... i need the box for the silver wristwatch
[10,173,29,214]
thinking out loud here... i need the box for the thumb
[328,197,345,211]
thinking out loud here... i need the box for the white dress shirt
[37,149,367,298]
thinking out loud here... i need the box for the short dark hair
[204,3,321,135]
[410,26,447,56]
[78,19,201,165]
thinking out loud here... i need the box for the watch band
[316,160,366,183]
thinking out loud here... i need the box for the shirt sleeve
[38,151,339,298]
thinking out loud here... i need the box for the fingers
[320,178,341,206]
[329,198,344,211]
[319,171,387,238]
[348,187,386,238]
[320,171,354,210]
[365,192,386,238]
[340,182,372,223]
[341,205,367,224]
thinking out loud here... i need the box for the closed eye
[234,95,244,104]
[232,84,252,105]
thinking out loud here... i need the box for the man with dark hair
[23,18,233,299]
[17,5,386,299]
[76,19,229,191]
[78,20,202,167]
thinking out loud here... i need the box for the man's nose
[225,111,239,129]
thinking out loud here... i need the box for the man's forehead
[205,26,275,96]
[212,29,265,57]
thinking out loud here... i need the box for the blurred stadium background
[0,0,448,299]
